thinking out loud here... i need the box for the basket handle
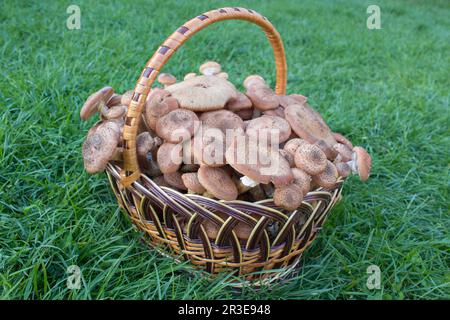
[121,7,287,186]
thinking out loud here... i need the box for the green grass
[0,0,449,300]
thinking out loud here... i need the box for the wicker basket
[105,7,344,286]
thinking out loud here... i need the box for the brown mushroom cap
[107,94,122,107]
[197,166,238,201]
[181,172,206,194]
[291,168,311,195]
[278,95,300,108]
[145,88,178,118]
[333,132,354,149]
[352,146,372,181]
[285,104,336,147]
[279,150,295,167]
[199,61,221,76]
[294,143,328,175]
[192,127,226,167]
[157,73,177,87]
[199,109,245,135]
[101,105,127,120]
[283,138,307,156]
[235,108,254,120]
[288,94,308,105]
[333,143,353,162]
[225,92,253,112]
[246,115,292,144]
[156,142,183,173]
[263,106,285,118]
[335,161,351,178]
[225,135,293,186]
[82,121,119,173]
[246,85,280,111]
[313,161,338,189]
[217,72,229,79]
[163,172,187,190]
[120,90,134,106]
[184,72,197,80]
[243,75,266,90]
[315,139,338,160]
[155,109,199,143]
[80,86,114,120]
[273,184,304,211]
[166,75,236,111]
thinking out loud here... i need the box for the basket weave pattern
[107,7,344,282]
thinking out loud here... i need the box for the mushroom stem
[236,176,259,194]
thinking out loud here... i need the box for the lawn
[0,0,449,299]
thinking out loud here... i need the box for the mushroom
[181,172,206,194]
[136,132,161,177]
[349,146,372,181]
[273,184,303,211]
[217,72,229,79]
[333,143,353,162]
[107,94,122,107]
[288,94,307,105]
[313,161,338,189]
[332,132,353,149]
[192,127,226,167]
[294,142,327,175]
[157,73,177,88]
[100,105,127,120]
[156,142,183,173]
[199,109,245,136]
[163,172,187,190]
[225,135,293,186]
[121,90,134,106]
[335,161,351,178]
[145,113,158,131]
[246,84,280,111]
[279,150,295,167]
[80,86,114,120]
[243,75,266,90]
[263,107,285,118]
[197,166,238,201]
[184,72,197,80]
[225,92,253,112]
[235,108,254,120]
[82,121,120,173]
[283,138,307,156]
[145,88,178,118]
[166,75,236,112]
[155,109,199,143]
[291,168,311,195]
[234,175,259,194]
[245,115,292,144]
[199,61,221,76]
[315,139,338,160]
[284,104,337,147]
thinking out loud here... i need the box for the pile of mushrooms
[81,61,372,215]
